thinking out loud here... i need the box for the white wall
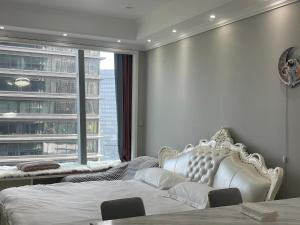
[142,2,300,198]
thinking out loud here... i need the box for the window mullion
[76,50,87,165]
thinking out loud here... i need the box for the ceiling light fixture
[126,6,133,9]
[172,29,177,33]
[15,77,30,87]
[147,39,152,43]
[0,26,4,30]
[62,33,68,37]
[117,40,121,43]
[210,14,216,19]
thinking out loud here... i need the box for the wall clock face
[278,47,300,88]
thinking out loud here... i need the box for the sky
[100,51,114,70]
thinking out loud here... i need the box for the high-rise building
[0,42,118,164]
[99,69,118,161]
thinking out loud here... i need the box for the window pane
[0,42,118,165]
[0,76,78,94]
[0,100,76,114]
[84,50,118,161]
[0,42,80,165]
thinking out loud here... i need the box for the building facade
[99,69,118,161]
[0,42,118,164]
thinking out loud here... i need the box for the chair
[208,188,243,208]
[100,197,146,221]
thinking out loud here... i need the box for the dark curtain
[115,54,133,162]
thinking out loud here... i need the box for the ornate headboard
[218,141,284,201]
[158,140,283,201]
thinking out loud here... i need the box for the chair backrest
[101,197,146,221]
[208,188,243,208]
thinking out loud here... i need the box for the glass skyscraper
[0,42,118,164]
[99,69,118,161]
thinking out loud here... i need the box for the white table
[92,197,300,225]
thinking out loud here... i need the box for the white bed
[0,129,284,225]
[0,180,194,225]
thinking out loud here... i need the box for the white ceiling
[0,0,298,50]
[140,0,299,49]
[4,0,173,19]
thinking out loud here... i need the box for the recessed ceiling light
[62,33,68,37]
[0,26,4,30]
[117,40,121,43]
[126,6,133,9]
[147,39,152,43]
[210,14,216,19]
[172,29,177,33]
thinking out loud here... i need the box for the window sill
[0,160,120,181]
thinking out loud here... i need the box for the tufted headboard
[159,145,232,185]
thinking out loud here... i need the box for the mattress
[0,180,194,225]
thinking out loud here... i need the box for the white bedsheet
[0,180,194,225]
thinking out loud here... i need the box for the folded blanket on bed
[17,160,60,172]
[62,163,128,182]
[62,156,159,183]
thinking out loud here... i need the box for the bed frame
[0,140,284,225]
[159,139,283,201]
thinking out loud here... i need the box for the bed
[0,179,194,225]
[0,128,283,225]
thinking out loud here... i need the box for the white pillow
[134,168,189,190]
[164,182,215,209]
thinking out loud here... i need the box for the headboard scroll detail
[158,146,180,167]
[219,141,283,201]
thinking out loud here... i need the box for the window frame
[0,37,139,165]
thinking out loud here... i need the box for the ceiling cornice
[0,0,298,51]
[141,0,299,51]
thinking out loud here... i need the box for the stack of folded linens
[17,160,60,172]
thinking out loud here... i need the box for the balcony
[0,113,100,121]
[0,68,103,80]
[0,45,106,59]
[0,134,102,143]
[0,91,102,100]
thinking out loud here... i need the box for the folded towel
[240,203,278,222]
[17,160,60,172]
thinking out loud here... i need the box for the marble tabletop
[92,197,300,225]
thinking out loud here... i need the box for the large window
[0,42,119,165]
